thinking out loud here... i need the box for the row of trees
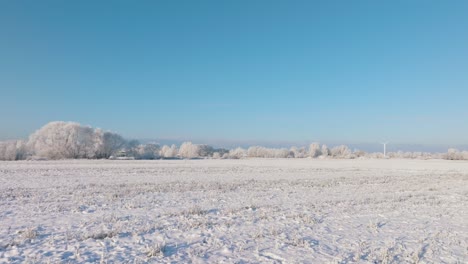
[0,122,229,160]
[226,144,353,159]
[0,121,467,161]
[445,148,468,160]
[129,142,228,160]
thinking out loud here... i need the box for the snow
[0,159,467,263]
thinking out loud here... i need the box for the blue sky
[1,1,467,146]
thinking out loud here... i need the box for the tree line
[0,121,467,161]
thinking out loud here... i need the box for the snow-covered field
[0,159,467,263]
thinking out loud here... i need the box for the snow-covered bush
[273,148,291,158]
[444,148,468,160]
[160,144,178,159]
[353,149,367,158]
[330,145,353,159]
[309,143,322,158]
[0,140,26,160]
[247,146,263,158]
[135,144,161,160]
[321,145,330,158]
[198,144,215,157]
[247,146,264,158]
[229,147,247,159]
[179,142,202,159]
[462,151,468,160]
[246,146,290,158]
[387,151,403,159]
[367,152,384,159]
[289,146,307,158]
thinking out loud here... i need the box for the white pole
[381,142,388,158]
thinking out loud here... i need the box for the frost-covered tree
[353,149,367,158]
[330,145,353,159]
[445,148,463,160]
[388,151,402,159]
[126,140,141,150]
[178,142,201,159]
[247,146,272,158]
[367,152,384,159]
[16,140,27,160]
[179,143,219,158]
[198,144,215,157]
[289,146,307,158]
[309,143,322,158]
[0,141,15,160]
[384,151,439,160]
[25,121,128,159]
[247,146,262,157]
[212,148,229,157]
[160,144,178,158]
[462,151,468,160]
[0,140,26,160]
[27,121,102,159]
[124,140,141,158]
[246,146,290,158]
[273,148,290,158]
[95,131,126,159]
[321,144,330,158]
[229,147,247,159]
[134,144,160,160]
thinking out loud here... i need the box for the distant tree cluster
[444,148,468,160]
[0,122,230,160]
[0,121,467,161]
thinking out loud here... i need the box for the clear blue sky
[1,1,467,146]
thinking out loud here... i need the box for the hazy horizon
[140,137,468,153]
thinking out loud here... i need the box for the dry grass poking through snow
[0,159,467,263]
